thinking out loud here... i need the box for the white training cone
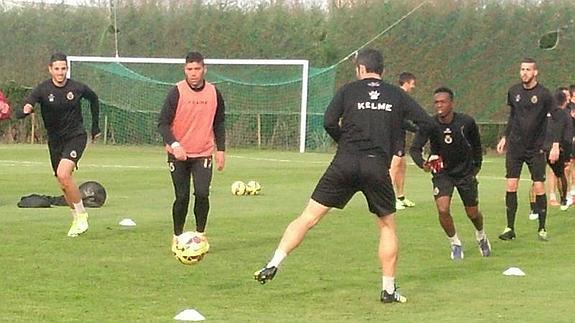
[503,267,526,276]
[119,218,136,227]
[174,309,206,321]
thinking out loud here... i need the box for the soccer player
[390,72,417,210]
[16,52,100,237]
[530,87,573,216]
[410,87,490,260]
[545,89,573,210]
[567,84,575,199]
[496,57,559,241]
[158,51,225,256]
[253,48,440,304]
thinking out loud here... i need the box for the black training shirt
[504,83,557,152]
[22,79,100,141]
[410,112,482,178]
[546,107,574,157]
[324,78,439,159]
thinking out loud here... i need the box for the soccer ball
[231,181,247,196]
[245,180,262,195]
[175,231,208,265]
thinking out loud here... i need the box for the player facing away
[16,52,100,237]
[390,72,418,210]
[253,48,440,303]
[410,87,490,260]
[158,51,226,256]
[496,57,560,241]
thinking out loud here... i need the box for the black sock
[398,196,405,201]
[559,175,568,204]
[506,191,517,230]
[535,194,547,231]
[530,201,536,213]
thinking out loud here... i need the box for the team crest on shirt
[369,90,380,100]
[70,150,77,158]
[367,81,380,87]
[531,95,538,104]
[48,93,55,102]
[443,128,453,144]
[66,92,75,100]
[515,94,521,102]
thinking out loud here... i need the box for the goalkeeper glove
[424,155,444,174]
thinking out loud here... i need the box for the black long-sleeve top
[410,112,482,178]
[545,107,574,157]
[19,79,100,141]
[324,78,439,160]
[504,83,558,152]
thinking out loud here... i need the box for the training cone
[503,267,526,276]
[174,309,206,321]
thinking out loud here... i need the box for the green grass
[1,144,574,322]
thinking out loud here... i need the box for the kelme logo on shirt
[369,90,380,100]
[48,93,55,102]
[67,92,75,100]
[515,94,521,102]
[357,102,392,111]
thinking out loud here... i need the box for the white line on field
[229,155,328,164]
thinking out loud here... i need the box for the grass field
[1,144,575,322]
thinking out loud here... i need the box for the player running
[410,87,490,260]
[16,52,100,237]
[496,57,559,241]
[253,48,440,304]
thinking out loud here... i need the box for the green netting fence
[70,60,337,151]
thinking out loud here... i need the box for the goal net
[68,56,337,152]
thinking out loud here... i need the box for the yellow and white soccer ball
[175,231,208,265]
[231,181,247,196]
[245,180,262,195]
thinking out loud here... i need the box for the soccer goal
[68,56,336,152]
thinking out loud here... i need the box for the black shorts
[432,173,478,207]
[311,153,395,216]
[48,133,87,174]
[547,151,569,178]
[168,155,213,198]
[505,148,546,181]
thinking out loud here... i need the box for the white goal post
[67,56,310,152]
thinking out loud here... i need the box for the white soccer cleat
[395,199,406,210]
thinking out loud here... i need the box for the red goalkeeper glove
[424,155,444,174]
